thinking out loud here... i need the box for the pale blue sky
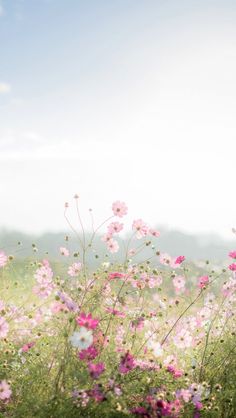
[0,0,236,236]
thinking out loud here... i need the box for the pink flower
[229,251,236,259]
[21,341,35,353]
[78,345,98,361]
[149,228,160,237]
[112,201,128,218]
[101,233,113,243]
[106,307,125,318]
[159,252,172,266]
[33,281,55,299]
[76,313,99,330]
[173,329,193,348]
[108,272,126,280]
[0,317,9,338]
[175,255,185,265]
[229,263,236,271]
[0,251,7,268]
[60,247,69,257]
[132,219,149,239]
[119,351,136,374]
[34,264,53,283]
[107,222,124,234]
[107,238,119,253]
[88,362,105,379]
[167,365,183,378]
[197,275,209,288]
[173,275,186,290]
[0,380,12,400]
[68,262,82,277]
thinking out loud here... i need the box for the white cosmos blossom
[69,327,93,349]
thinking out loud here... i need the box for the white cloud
[0,82,11,94]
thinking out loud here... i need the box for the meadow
[0,199,236,417]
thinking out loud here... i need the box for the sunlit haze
[0,0,235,237]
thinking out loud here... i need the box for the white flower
[69,327,93,349]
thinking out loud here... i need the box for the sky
[0,0,236,237]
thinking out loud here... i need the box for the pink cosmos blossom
[34,264,53,283]
[21,341,35,352]
[131,317,145,331]
[107,238,119,253]
[60,247,69,257]
[106,307,125,318]
[173,329,193,348]
[68,262,82,277]
[107,222,124,234]
[101,233,113,243]
[33,280,55,299]
[112,201,128,218]
[229,250,236,259]
[159,252,172,266]
[119,351,136,374]
[88,362,105,379]
[0,380,12,400]
[0,317,9,338]
[76,313,99,330]
[175,255,185,264]
[128,248,136,256]
[197,275,209,288]
[50,301,69,314]
[173,275,186,290]
[167,364,183,378]
[132,219,149,239]
[176,389,192,403]
[89,385,106,403]
[229,263,236,271]
[149,228,160,237]
[0,251,7,268]
[78,345,98,361]
[108,272,126,280]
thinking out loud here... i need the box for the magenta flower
[108,272,126,280]
[0,380,12,400]
[0,251,7,268]
[197,275,209,288]
[229,250,236,259]
[78,345,98,361]
[21,341,35,353]
[112,201,128,218]
[119,351,136,374]
[229,263,236,271]
[76,313,99,330]
[88,362,105,379]
[175,255,185,264]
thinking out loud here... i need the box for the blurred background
[0,0,235,259]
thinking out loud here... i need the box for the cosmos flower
[0,317,9,338]
[0,380,12,400]
[69,328,93,350]
[112,201,128,218]
[0,251,7,268]
[76,313,99,330]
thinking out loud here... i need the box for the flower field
[0,200,236,417]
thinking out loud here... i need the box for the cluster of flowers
[0,200,235,417]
